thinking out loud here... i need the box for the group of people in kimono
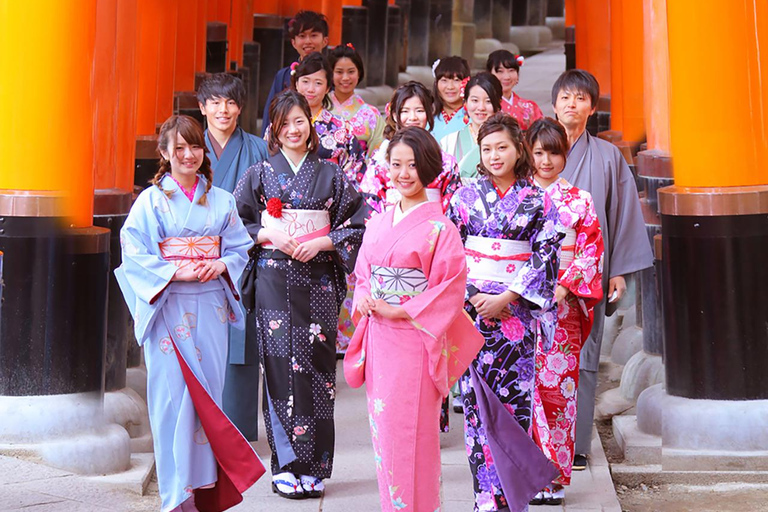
[115,8,652,512]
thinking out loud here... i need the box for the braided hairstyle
[151,115,213,206]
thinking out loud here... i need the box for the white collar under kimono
[279,149,308,174]
[392,200,430,226]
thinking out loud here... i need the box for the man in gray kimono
[198,73,268,441]
[551,70,653,468]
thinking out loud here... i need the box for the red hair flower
[346,42,355,51]
[266,198,284,218]
[515,55,525,67]
[290,61,299,76]
[459,76,471,98]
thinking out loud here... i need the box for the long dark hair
[464,72,503,113]
[152,115,213,206]
[476,112,533,181]
[383,81,435,140]
[267,90,320,155]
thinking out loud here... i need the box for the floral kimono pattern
[532,177,604,485]
[447,177,563,512]
[234,153,367,480]
[440,124,481,180]
[330,91,385,157]
[501,93,544,131]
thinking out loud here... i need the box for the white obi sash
[159,236,221,269]
[385,187,442,207]
[261,209,331,250]
[370,265,428,306]
[465,235,531,284]
[559,228,577,271]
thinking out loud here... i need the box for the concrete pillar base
[618,350,664,402]
[0,393,131,475]
[451,22,477,64]
[610,325,643,365]
[125,366,148,404]
[104,388,152,453]
[599,310,622,357]
[596,386,634,420]
[546,16,565,39]
[508,26,550,53]
[628,384,768,472]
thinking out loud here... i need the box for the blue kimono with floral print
[447,177,563,512]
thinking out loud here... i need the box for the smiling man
[551,69,653,470]
[261,11,329,136]
[197,72,268,442]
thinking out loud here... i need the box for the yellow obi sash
[261,209,331,250]
[159,236,221,269]
[465,235,531,284]
[559,228,577,271]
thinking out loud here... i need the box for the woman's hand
[263,229,299,256]
[356,294,377,318]
[470,291,518,320]
[292,238,323,262]
[172,265,198,282]
[370,299,410,320]
[554,285,570,305]
[195,260,227,283]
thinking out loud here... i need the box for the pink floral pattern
[501,93,544,131]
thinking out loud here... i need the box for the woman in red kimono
[486,50,543,130]
[527,118,604,505]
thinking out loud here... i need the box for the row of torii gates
[0,0,765,481]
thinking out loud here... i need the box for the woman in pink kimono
[344,127,484,512]
[527,118,604,506]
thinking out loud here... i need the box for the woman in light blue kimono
[116,115,264,512]
[431,56,471,142]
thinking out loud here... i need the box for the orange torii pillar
[156,0,179,125]
[599,0,645,164]
[175,0,206,123]
[206,0,230,73]
[653,0,768,471]
[573,0,611,136]
[564,0,576,69]
[135,0,163,189]
[0,0,129,474]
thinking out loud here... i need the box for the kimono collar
[279,148,308,174]
[206,127,243,164]
[567,129,588,157]
[160,173,211,235]
[330,91,360,110]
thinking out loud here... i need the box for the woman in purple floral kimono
[447,112,563,512]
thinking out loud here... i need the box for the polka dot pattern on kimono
[312,372,336,420]
[259,310,292,358]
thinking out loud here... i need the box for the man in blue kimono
[198,73,268,441]
[260,10,329,136]
[551,69,653,470]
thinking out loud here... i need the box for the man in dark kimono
[551,69,653,468]
[198,73,268,441]
[260,10,329,136]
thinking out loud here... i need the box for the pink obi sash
[384,187,442,207]
[559,228,577,271]
[261,209,331,250]
[159,236,221,269]
[465,235,531,284]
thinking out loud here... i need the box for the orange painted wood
[136,0,162,135]
[175,0,198,91]
[643,0,670,152]
[257,0,281,15]
[609,0,624,133]
[196,0,208,73]
[322,0,343,45]
[156,0,179,124]
[94,0,119,190]
[667,0,768,187]
[574,0,611,95]
[618,0,645,144]
[565,0,575,26]
[115,0,139,192]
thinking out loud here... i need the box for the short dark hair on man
[197,73,246,108]
[486,49,520,73]
[384,81,435,139]
[432,56,471,115]
[291,52,333,110]
[267,90,319,155]
[476,112,534,181]
[464,72,503,113]
[526,117,569,157]
[387,127,443,187]
[328,44,365,82]
[550,69,600,108]
[287,10,329,39]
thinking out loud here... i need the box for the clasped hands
[356,295,410,320]
[173,260,227,283]
[266,229,327,263]
[469,290,520,320]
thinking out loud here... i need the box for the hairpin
[431,59,441,78]
[515,55,525,67]
[290,61,299,76]
[346,42,355,51]
[459,76,471,97]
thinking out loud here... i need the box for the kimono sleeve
[233,163,265,245]
[350,218,376,326]
[366,114,386,158]
[509,193,564,310]
[327,163,369,273]
[433,153,461,213]
[359,155,388,214]
[401,220,467,336]
[342,125,368,184]
[114,190,178,342]
[217,193,256,293]
[559,193,604,308]
[446,189,480,299]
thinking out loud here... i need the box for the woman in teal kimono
[431,56,471,142]
[116,115,263,512]
[439,72,503,181]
